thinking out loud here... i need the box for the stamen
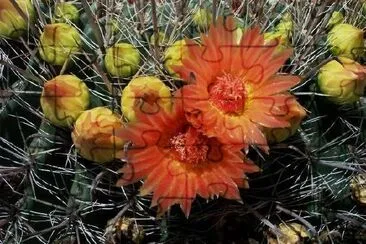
[170,127,209,165]
[208,73,246,114]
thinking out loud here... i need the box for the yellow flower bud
[275,13,293,35]
[40,75,90,127]
[264,31,291,55]
[318,57,366,104]
[39,23,81,66]
[0,0,35,39]
[264,98,306,143]
[72,107,125,163]
[350,173,366,205]
[106,18,119,35]
[121,76,171,122]
[268,223,310,244]
[264,13,293,55]
[163,40,189,77]
[234,27,243,45]
[150,31,167,46]
[106,217,144,244]
[192,8,212,32]
[328,23,364,59]
[104,43,140,78]
[53,2,79,24]
[327,11,344,29]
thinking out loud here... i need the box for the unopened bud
[72,107,124,163]
[350,173,366,205]
[121,76,171,122]
[104,43,141,78]
[268,222,310,244]
[163,40,189,77]
[40,75,90,127]
[0,0,35,39]
[327,11,344,29]
[328,23,364,59]
[264,98,306,143]
[53,2,79,24]
[318,57,366,104]
[192,8,212,32]
[39,23,81,65]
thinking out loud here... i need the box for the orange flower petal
[254,75,300,96]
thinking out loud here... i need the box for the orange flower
[175,17,301,152]
[116,100,259,217]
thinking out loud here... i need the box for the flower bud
[192,8,212,32]
[327,11,344,29]
[72,107,124,163]
[0,0,35,39]
[105,217,144,244]
[106,18,119,35]
[363,1,366,15]
[150,31,167,46]
[264,31,291,55]
[318,57,366,104]
[264,98,306,143]
[327,23,364,59]
[53,2,79,24]
[350,173,366,205]
[264,13,293,55]
[104,43,140,78]
[163,40,188,77]
[40,75,90,127]
[234,27,244,45]
[268,223,310,244]
[275,13,293,35]
[39,23,81,65]
[121,76,171,122]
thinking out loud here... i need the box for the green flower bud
[106,18,119,35]
[318,57,366,104]
[39,23,81,66]
[326,11,344,29]
[192,8,212,32]
[234,27,244,44]
[327,23,364,59]
[362,1,366,15]
[53,2,79,24]
[150,31,167,46]
[163,40,188,77]
[104,43,140,78]
[0,0,35,39]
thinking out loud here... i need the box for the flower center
[169,126,209,165]
[208,73,246,114]
[142,92,159,105]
